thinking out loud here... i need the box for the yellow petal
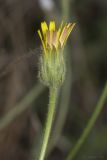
[59,23,76,47]
[55,21,64,49]
[63,23,76,46]
[41,22,48,35]
[49,21,55,49]
[55,31,60,49]
[52,31,57,48]
[59,26,67,46]
[57,21,64,37]
[49,21,55,31]
[38,30,46,54]
[67,23,71,28]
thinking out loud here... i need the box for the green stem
[66,83,107,160]
[48,48,72,154]
[38,87,58,160]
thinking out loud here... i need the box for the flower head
[38,21,75,87]
[38,21,75,54]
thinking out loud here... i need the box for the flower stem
[66,83,107,160]
[38,87,58,160]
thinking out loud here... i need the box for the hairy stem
[38,87,58,160]
[66,83,107,160]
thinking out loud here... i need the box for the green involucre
[39,50,66,87]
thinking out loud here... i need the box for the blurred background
[0,0,107,160]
